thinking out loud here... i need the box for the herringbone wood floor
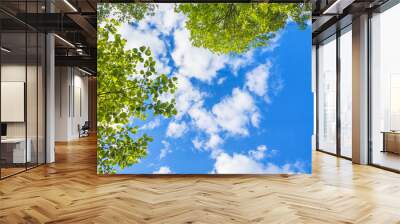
[1,136,400,224]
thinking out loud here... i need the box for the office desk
[382,131,400,154]
[1,138,31,163]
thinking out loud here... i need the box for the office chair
[79,121,90,138]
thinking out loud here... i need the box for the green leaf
[176,3,310,54]
[97,13,178,174]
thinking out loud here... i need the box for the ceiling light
[1,47,11,53]
[54,34,75,48]
[63,0,78,12]
[78,67,92,76]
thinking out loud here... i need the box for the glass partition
[38,32,46,165]
[339,26,352,158]
[0,1,46,179]
[317,35,337,154]
[27,31,38,169]
[1,30,28,177]
[370,3,400,171]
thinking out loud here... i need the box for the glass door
[339,26,352,158]
[1,30,28,178]
[370,3,400,171]
[0,1,47,179]
[317,35,337,154]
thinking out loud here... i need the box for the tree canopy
[96,3,310,173]
[97,3,155,23]
[176,3,311,54]
[97,18,177,174]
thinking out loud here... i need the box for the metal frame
[315,22,353,161]
[0,17,2,179]
[367,10,373,166]
[336,25,341,157]
[0,0,47,180]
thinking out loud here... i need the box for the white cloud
[139,118,161,130]
[248,145,267,160]
[166,121,188,138]
[192,137,203,150]
[159,140,171,159]
[153,166,172,174]
[228,32,281,75]
[186,88,261,152]
[245,62,272,97]
[188,105,219,135]
[217,77,227,85]
[145,4,185,34]
[214,153,265,174]
[173,75,204,119]
[119,23,171,75]
[120,23,165,55]
[250,112,261,128]
[260,31,282,53]
[213,152,304,174]
[121,5,229,83]
[118,4,185,77]
[172,28,228,82]
[229,49,255,74]
[271,76,284,96]
[205,134,223,150]
[212,88,259,136]
[257,145,267,151]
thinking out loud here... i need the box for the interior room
[0,4,46,178]
[314,0,400,172]
[370,2,400,171]
[0,0,96,179]
[54,66,90,141]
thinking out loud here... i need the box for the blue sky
[115,4,312,174]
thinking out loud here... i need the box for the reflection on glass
[371,3,400,171]
[0,1,47,178]
[27,32,38,169]
[38,33,46,165]
[318,35,337,154]
[340,27,352,158]
[1,31,27,177]
[390,75,400,131]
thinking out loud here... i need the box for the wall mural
[97,3,312,174]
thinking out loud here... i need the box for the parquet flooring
[1,136,400,223]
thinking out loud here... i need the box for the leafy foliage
[97,3,155,23]
[96,3,310,173]
[176,3,311,54]
[97,19,177,174]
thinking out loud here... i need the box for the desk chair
[79,121,90,138]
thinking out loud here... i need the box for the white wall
[1,65,26,139]
[55,66,69,141]
[55,67,89,141]
[1,63,46,164]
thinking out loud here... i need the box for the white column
[352,14,369,164]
